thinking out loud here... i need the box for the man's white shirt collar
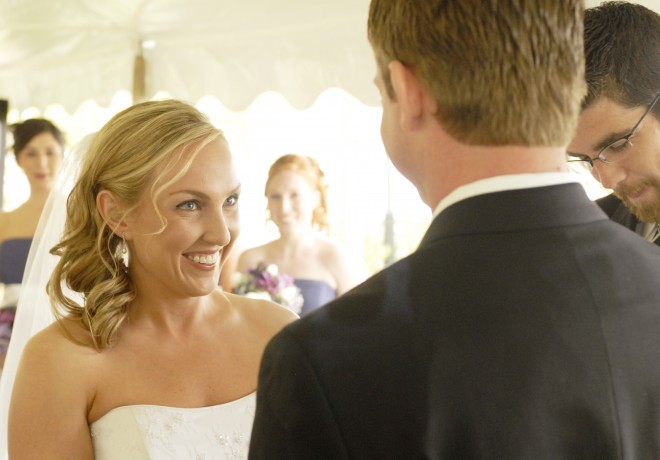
[432,172,580,218]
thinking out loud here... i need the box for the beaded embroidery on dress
[90,393,255,460]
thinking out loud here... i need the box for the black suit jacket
[597,193,660,247]
[249,184,660,459]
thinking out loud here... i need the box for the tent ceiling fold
[0,0,378,112]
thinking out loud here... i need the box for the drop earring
[117,233,130,269]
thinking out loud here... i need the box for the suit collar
[432,172,579,218]
[420,183,607,248]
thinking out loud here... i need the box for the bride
[1,99,296,459]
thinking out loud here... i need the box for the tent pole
[132,52,146,103]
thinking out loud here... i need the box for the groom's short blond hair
[368,0,586,147]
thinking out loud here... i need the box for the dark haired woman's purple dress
[0,238,31,285]
[0,238,32,355]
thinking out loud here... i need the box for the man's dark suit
[249,183,660,459]
[597,193,660,247]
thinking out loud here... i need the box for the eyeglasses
[567,91,660,171]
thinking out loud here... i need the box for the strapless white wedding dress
[90,393,255,460]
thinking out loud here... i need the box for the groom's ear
[96,189,129,236]
[389,60,437,131]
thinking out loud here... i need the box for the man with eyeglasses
[568,1,660,246]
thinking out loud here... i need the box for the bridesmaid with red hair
[234,154,363,316]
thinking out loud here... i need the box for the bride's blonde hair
[48,100,223,349]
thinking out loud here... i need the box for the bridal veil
[0,135,91,458]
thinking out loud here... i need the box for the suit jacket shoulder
[250,184,660,459]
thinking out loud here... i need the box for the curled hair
[368,0,586,146]
[265,154,330,233]
[583,1,660,114]
[48,100,223,349]
[11,118,65,157]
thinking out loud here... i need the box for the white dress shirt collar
[432,172,580,218]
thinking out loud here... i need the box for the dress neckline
[293,278,336,290]
[0,237,32,245]
[91,391,255,425]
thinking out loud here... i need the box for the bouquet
[231,263,304,314]
[0,307,16,355]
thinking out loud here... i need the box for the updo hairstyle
[48,100,223,349]
[11,118,65,157]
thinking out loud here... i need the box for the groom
[249,0,660,458]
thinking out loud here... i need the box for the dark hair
[583,1,660,112]
[11,118,65,157]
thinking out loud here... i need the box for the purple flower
[231,263,303,314]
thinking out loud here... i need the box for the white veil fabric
[0,135,92,459]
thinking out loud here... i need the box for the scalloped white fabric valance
[0,0,378,112]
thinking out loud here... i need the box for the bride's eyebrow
[169,190,209,199]
[169,184,241,199]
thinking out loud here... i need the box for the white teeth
[187,253,219,265]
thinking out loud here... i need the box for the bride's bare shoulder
[23,318,98,365]
[225,291,297,335]
[10,318,98,449]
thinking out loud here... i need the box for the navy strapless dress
[0,238,32,285]
[293,279,337,316]
[0,238,32,356]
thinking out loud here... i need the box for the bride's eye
[177,200,200,211]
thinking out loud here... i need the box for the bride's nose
[204,207,232,247]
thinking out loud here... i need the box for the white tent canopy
[1,0,659,113]
[0,0,377,112]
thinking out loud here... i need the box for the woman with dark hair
[0,118,64,371]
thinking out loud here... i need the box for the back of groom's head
[367,0,586,147]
